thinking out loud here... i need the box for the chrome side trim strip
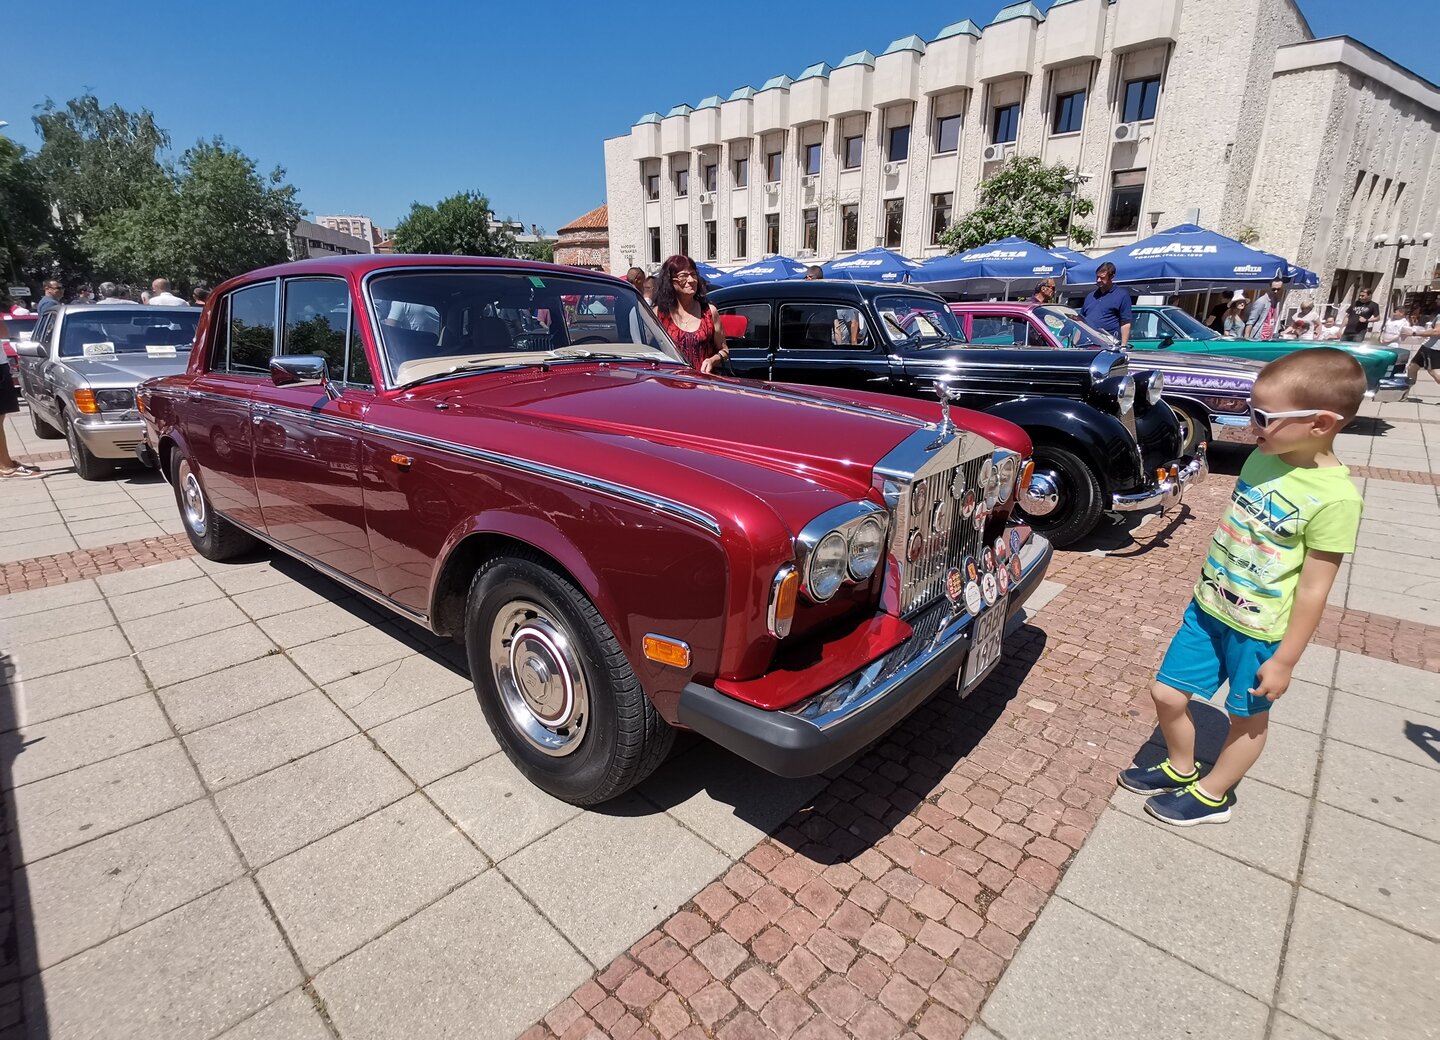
[221,514,432,629]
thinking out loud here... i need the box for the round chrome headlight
[808,531,849,601]
[1146,371,1164,405]
[1116,375,1136,414]
[848,516,885,580]
[996,455,1019,501]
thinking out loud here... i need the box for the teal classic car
[1128,305,1408,402]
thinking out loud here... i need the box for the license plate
[960,598,1008,691]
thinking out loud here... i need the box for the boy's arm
[1250,549,1345,700]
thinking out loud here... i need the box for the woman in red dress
[652,254,729,373]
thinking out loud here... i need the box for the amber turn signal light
[643,634,692,669]
[1156,467,1169,483]
[1020,459,1035,495]
[771,568,800,639]
[72,389,99,414]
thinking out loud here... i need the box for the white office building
[603,0,1440,312]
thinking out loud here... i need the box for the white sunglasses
[1249,406,1343,429]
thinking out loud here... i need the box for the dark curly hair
[652,254,709,317]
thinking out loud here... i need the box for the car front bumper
[72,416,146,459]
[676,531,1054,778]
[1110,445,1208,513]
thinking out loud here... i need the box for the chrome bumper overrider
[1210,414,1258,444]
[1111,445,1208,513]
[675,529,1054,778]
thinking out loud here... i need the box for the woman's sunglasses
[1249,406,1343,429]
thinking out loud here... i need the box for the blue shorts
[1156,601,1278,716]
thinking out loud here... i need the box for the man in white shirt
[147,278,188,306]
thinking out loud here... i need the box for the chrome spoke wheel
[490,600,589,757]
[178,460,208,538]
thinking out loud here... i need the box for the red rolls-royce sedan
[137,255,1054,805]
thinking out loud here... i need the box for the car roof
[54,303,202,316]
[710,280,945,301]
[237,254,626,283]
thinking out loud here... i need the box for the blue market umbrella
[1285,262,1320,289]
[1065,224,1293,291]
[723,255,809,283]
[821,247,923,283]
[693,260,735,288]
[912,236,1075,293]
[1048,247,1091,268]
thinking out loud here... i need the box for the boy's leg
[1152,680,1198,775]
[1197,710,1268,799]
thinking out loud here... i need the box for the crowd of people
[4,278,210,318]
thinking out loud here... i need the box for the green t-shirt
[1194,451,1363,641]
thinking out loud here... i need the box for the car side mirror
[270,355,340,399]
[1159,334,1174,347]
[15,340,45,358]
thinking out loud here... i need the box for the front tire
[1018,445,1103,548]
[31,406,63,439]
[171,453,257,560]
[465,551,674,805]
[66,412,108,481]
[1172,402,1211,456]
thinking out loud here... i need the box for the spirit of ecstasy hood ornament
[933,378,956,437]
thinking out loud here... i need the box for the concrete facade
[316,216,380,252]
[602,0,1439,313]
[288,220,372,261]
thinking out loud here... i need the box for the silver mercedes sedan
[14,303,200,479]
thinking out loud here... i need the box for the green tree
[0,136,76,286]
[390,192,517,257]
[30,94,169,232]
[86,138,301,287]
[521,228,554,264]
[940,156,1095,251]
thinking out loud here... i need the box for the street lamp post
[1373,231,1433,328]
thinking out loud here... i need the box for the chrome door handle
[185,390,204,400]
[251,415,263,425]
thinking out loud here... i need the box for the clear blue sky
[4,0,1429,236]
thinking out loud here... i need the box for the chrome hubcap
[178,461,207,537]
[490,601,589,757]
[1019,472,1061,517]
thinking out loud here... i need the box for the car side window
[717,303,771,351]
[282,277,349,379]
[1131,310,1161,339]
[779,303,871,351]
[226,282,278,375]
[969,316,1031,348]
[346,317,373,386]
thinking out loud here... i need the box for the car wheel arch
[983,400,1118,496]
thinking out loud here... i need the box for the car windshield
[1158,307,1220,341]
[366,269,682,387]
[58,309,199,358]
[0,316,37,340]
[874,295,966,347]
[1036,306,1120,349]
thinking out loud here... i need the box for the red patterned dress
[656,307,717,369]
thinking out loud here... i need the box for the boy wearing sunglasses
[1119,349,1366,825]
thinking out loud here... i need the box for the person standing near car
[653,255,728,374]
[1080,262,1132,347]
[1223,296,1248,337]
[1342,287,1379,342]
[1030,279,1057,305]
[147,278,187,306]
[1244,279,1285,341]
[806,266,861,345]
[96,282,130,304]
[36,280,63,319]
[0,364,41,478]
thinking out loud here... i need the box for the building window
[843,135,863,169]
[802,208,819,252]
[675,168,689,197]
[765,213,780,254]
[805,142,821,176]
[887,125,910,163]
[934,114,961,154]
[765,151,782,183]
[676,223,689,256]
[1052,90,1086,135]
[734,217,748,258]
[931,192,953,244]
[840,204,859,251]
[1107,168,1146,234]
[992,103,1021,144]
[734,156,749,187]
[649,227,661,263]
[704,164,717,192]
[1122,77,1161,122]
[645,173,660,201]
[705,220,717,259]
[884,199,904,249]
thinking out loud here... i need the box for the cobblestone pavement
[0,389,1435,1040]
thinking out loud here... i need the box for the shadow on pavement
[0,653,44,1037]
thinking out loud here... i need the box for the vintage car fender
[984,397,1142,494]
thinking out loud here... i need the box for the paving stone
[1278,889,1440,1040]
[0,579,99,620]
[6,655,148,730]
[256,601,373,649]
[10,624,131,681]
[1264,678,1329,735]
[0,533,77,563]
[155,654,315,734]
[286,623,434,688]
[1056,811,1291,1000]
[94,557,205,597]
[0,598,115,647]
[1266,1013,1332,1040]
[10,739,204,863]
[74,522,167,550]
[232,578,352,620]
[258,793,488,972]
[1289,644,1337,686]
[368,692,500,785]
[201,561,294,596]
[1327,691,1440,771]
[214,989,332,1040]
[503,796,731,965]
[22,880,299,1040]
[640,742,827,857]
[425,753,581,862]
[5,693,172,788]
[1244,721,1321,797]
[215,735,413,866]
[982,899,1267,1040]
[137,623,277,688]
[315,871,588,1040]
[105,575,224,622]
[17,801,242,969]
[184,689,358,790]
[322,650,469,728]
[1301,803,1440,940]
[1317,739,1440,842]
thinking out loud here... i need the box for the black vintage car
[710,280,1206,546]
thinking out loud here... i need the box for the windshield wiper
[545,347,674,363]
